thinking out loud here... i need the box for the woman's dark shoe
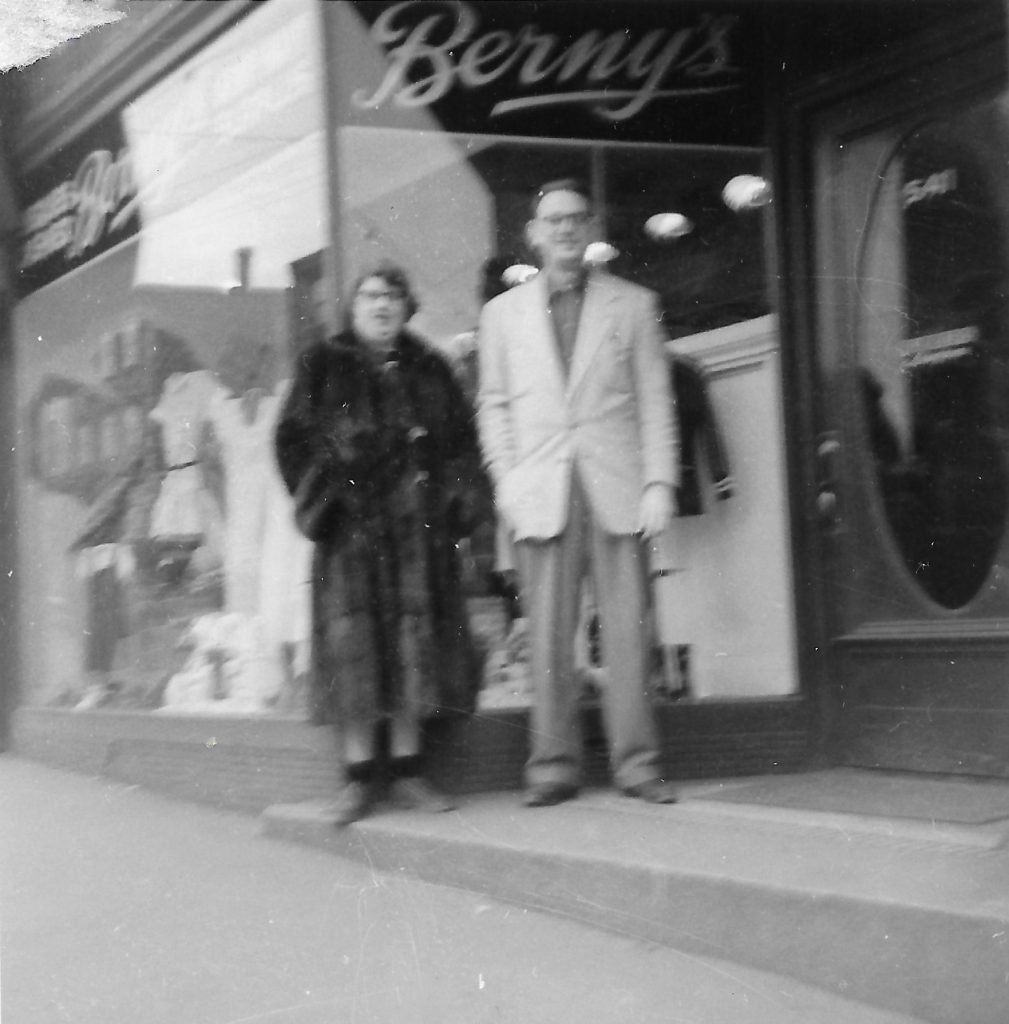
[329,781,374,826]
[523,782,579,807]
[387,776,456,812]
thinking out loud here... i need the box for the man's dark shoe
[523,782,579,807]
[329,781,374,826]
[621,779,678,804]
[387,776,456,812]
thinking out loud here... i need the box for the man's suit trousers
[515,472,662,791]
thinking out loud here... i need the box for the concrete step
[261,775,1009,1024]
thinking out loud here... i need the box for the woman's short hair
[351,260,420,319]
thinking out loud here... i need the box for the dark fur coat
[275,329,493,726]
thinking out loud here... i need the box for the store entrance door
[807,28,1009,775]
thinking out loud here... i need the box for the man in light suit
[477,179,679,807]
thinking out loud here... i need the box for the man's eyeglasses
[538,212,591,229]
[357,288,405,302]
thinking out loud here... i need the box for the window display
[15,0,328,715]
[332,1,778,705]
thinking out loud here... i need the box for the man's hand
[638,482,674,539]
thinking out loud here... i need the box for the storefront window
[329,1,787,704]
[15,0,329,715]
[14,0,790,720]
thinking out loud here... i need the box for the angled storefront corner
[1,0,1007,811]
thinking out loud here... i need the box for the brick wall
[12,698,811,812]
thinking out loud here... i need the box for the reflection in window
[101,413,121,462]
[122,405,144,455]
[123,0,327,291]
[857,102,1009,608]
[77,420,97,467]
[42,398,72,475]
[120,320,143,368]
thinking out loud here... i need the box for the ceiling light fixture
[502,263,538,287]
[644,212,693,240]
[584,241,620,265]
[722,175,772,211]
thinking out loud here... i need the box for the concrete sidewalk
[1,756,935,1024]
[262,770,1009,1024]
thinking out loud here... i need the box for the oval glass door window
[856,101,1009,608]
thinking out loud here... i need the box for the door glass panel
[856,101,1009,608]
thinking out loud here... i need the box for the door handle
[816,431,843,531]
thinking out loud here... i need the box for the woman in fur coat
[275,261,492,825]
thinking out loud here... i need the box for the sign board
[343,1,764,145]
[18,115,140,296]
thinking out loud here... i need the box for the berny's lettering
[352,1,740,122]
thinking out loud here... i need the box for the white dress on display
[257,379,313,679]
[195,380,312,711]
[148,369,223,547]
[206,385,278,617]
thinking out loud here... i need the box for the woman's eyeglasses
[357,288,406,302]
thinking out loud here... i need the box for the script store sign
[346,0,763,145]
[18,113,140,296]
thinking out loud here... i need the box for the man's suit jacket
[477,269,678,540]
